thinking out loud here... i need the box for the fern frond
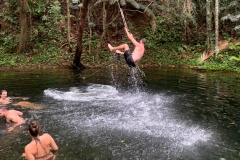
[229,56,240,61]
[228,1,239,8]
[234,25,240,31]
[221,14,240,22]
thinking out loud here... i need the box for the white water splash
[44,84,121,101]
[44,84,212,148]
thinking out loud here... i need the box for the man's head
[0,107,7,117]
[0,90,7,99]
[140,38,147,46]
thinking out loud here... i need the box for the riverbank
[1,44,239,72]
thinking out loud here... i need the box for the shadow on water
[0,68,240,159]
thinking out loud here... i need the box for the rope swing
[117,1,128,29]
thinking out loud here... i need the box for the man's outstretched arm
[124,27,139,47]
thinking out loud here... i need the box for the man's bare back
[0,108,25,132]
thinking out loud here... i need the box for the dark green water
[0,67,240,160]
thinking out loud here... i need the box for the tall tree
[66,0,72,51]
[182,0,195,43]
[206,0,212,52]
[100,1,107,46]
[214,0,219,56]
[18,0,28,54]
[73,0,91,70]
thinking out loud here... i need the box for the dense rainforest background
[0,0,239,72]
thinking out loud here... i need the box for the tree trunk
[206,0,212,52]
[73,0,91,70]
[183,0,193,44]
[18,0,28,54]
[98,1,107,48]
[87,4,92,56]
[66,0,72,52]
[214,0,219,56]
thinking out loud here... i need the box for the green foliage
[0,44,65,67]
[0,0,19,28]
[27,0,65,55]
[49,3,62,23]
[229,41,240,50]
[28,0,48,16]
[227,41,240,63]
[220,0,240,34]
[0,32,17,52]
[229,56,240,62]
[0,0,65,55]
[0,46,25,66]
[95,0,156,19]
[144,17,183,50]
[0,0,21,53]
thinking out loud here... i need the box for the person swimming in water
[0,90,42,110]
[0,107,26,132]
[0,90,12,105]
[107,27,146,68]
[22,120,58,160]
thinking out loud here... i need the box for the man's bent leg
[108,44,129,52]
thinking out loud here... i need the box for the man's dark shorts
[124,50,136,68]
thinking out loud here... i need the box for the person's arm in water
[7,110,25,132]
[48,134,58,151]
[11,97,29,100]
[7,119,25,132]
[124,27,140,47]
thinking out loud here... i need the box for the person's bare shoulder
[42,133,51,136]
[25,142,34,151]
[8,109,20,114]
[8,109,15,113]
[41,133,52,139]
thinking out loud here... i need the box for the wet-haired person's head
[28,120,40,137]
[141,38,147,46]
[1,90,7,95]
[0,90,7,98]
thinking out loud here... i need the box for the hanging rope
[116,1,128,29]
